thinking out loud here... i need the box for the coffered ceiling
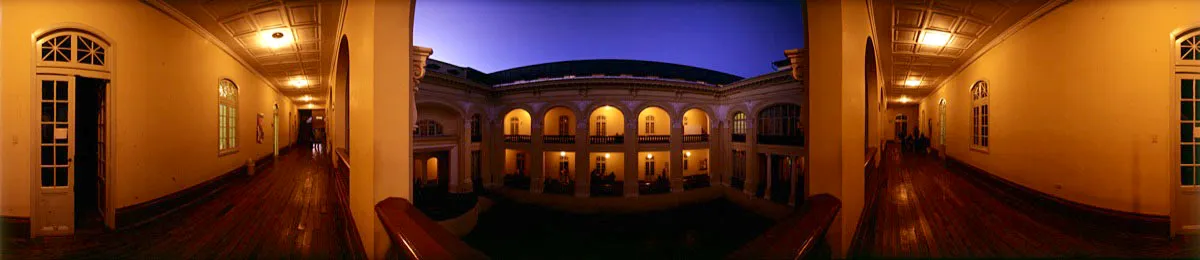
[873,0,1054,104]
[158,0,340,108]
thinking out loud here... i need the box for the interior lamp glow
[685,151,691,157]
[299,95,312,101]
[289,78,310,88]
[919,30,951,46]
[604,153,611,159]
[904,78,921,87]
[898,96,912,103]
[560,151,566,157]
[647,154,653,159]
[260,29,294,49]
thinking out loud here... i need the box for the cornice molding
[141,0,285,98]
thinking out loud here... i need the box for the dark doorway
[74,76,106,231]
[298,109,314,147]
[770,154,792,205]
[756,153,767,198]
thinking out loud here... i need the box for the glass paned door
[37,75,75,236]
[1178,76,1200,233]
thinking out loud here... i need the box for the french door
[36,75,75,236]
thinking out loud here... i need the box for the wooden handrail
[375,198,489,260]
[726,194,842,260]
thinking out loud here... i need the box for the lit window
[218,79,239,154]
[757,104,804,146]
[645,115,655,134]
[971,81,989,150]
[414,120,443,136]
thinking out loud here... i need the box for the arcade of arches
[3,0,1200,259]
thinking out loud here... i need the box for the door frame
[29,25,118,236]
[1170,26,1200,237]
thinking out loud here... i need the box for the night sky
[414,0,806,78]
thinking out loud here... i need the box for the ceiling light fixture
[919,30,951,46]
[898,96,912,103]
[289,78,310,88]
[299,95,312,101]
[260,28,294,49]
[904,78,922,87]
[647,154,653,159]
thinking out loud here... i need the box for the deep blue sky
[414,0,806,78]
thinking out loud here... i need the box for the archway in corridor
[503,109,532,143]
[543,106,576,143]
[588,105,625,144]
[637,106,671,143]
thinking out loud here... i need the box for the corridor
[1,149,355,259]
[854,147,1200,258]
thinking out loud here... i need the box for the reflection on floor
[855,146,1200,258]
[1,148,354,259]
[464,198,772,260]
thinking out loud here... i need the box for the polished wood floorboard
[1,148,355,259]
[855,146,1200,258]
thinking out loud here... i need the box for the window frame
[218,78,239,156]
[970,80,990,152]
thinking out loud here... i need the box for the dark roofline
[485,59,744,86]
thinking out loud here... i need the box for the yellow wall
[682,108,710,135]
[683,149,709,176]
[416,104,460,135]
[588,152,624,181]
[504,149,526,175]
[637,151,669,181]
[805,0,872,256]
[425,157,438,181]
[637,106,670,135]
[543,151,575,180]
[588,106,624,136]
[1,0,295,218]
[885,105,919,141]
[542,107,575,135]
[503,108,531,135]
[918,0,1200,216]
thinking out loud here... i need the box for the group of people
[901,130,931,154]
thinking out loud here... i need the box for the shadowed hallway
[1,149,355,259]
[854,146,1200,258]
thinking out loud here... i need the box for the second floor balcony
[543,135,575,144]
[505,135,531,143]
[589,135,624,144]
[683,134,709,143]
[638,135,670,143]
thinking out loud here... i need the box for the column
[712,120,724,187]
[669,120,684,192]
[764,154,773,199]
[530,120,545,193]
[489,117,504,188]
[744,117,759,195]
[623,120,638,197]
[789,155,798,206]
[455,120,471,193]
[574,117,589,197]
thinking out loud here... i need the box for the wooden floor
[855,146,1200,258]
[1,148,355,259]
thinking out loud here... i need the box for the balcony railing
[727,194,841,260]
[732,134,746,143]
[505,134,531,143]
[683,134,709,143]
[638,135,670,143]
[589,135,624,144]
[757,134,804,146]
[375,198,488,260]
[470,134,481,143]
[543,135,575,144]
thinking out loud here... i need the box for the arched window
[595,115,607,135]
[38,30,108,68]
[218,79,239,153]
[732,112,747,135]
[645,115,656,134]
[757,104,804,146]
[939,99,947,146]
[971,81,989,149]
[558,115,570,136]
[509,117,520,135]
[415,119,443,136]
